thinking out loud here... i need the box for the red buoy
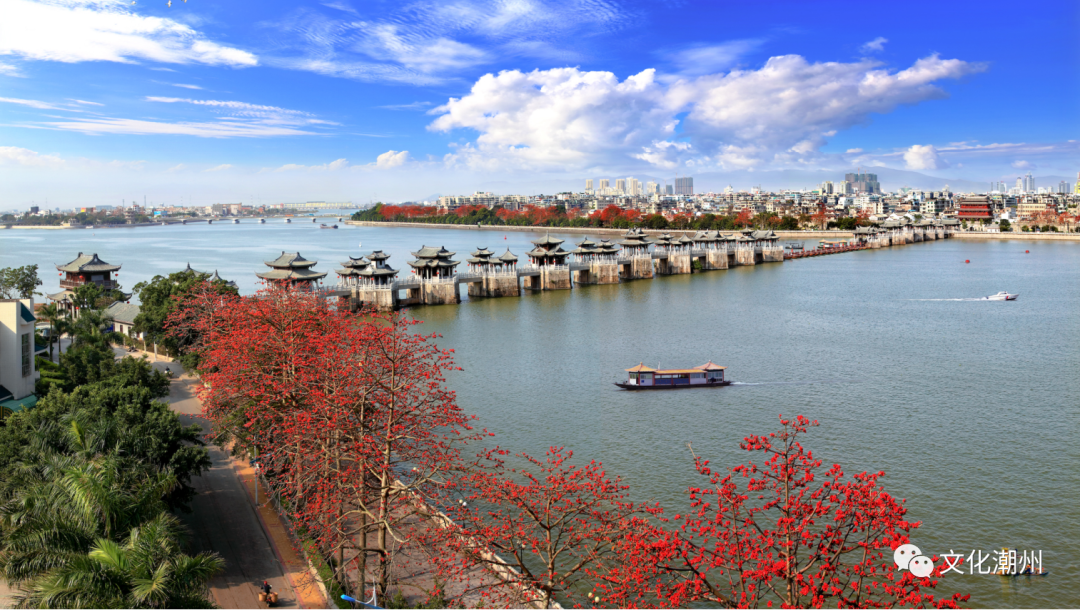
[1025,250,1029,253]
[965,260,970,263]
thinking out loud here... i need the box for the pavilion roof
[340,256,371,269]
[366,250,392,262]
[256,267,327,281]
[575,238,597,248]
[264,252,318,269]
[693,230,719,242]
[209,270,238,288]
[497,249,519,263]
[652,233,674,245]
[471,247,495,257]
[531,234,565,247]
[526,247,570,259]
[411,245,456,259]
[625,363,657,372]
[56,252,121,273]
[359,266,397,278]
[748,230,778,240]
[695,361,727,371]
[676,234,695,244]
[408,259,460,269]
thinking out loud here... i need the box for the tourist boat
[320,224,338,229]
[984,291,1018,301]
[616,362,730,390]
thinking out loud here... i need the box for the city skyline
[1,0,1078,206]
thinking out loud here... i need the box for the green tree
[70,307,119,349]
[133,269,239,369]
[35,303,68,361]
[71,283,123,311]
[1000,219,1012,231]
[0,265,43,299]
[21,515,223,609]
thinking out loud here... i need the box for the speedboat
[985,291,1018,301]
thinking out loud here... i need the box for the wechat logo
[894,543,935,578]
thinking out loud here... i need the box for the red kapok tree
[598,416,969,609]
[428,447,665,609]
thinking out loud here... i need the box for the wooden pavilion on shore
[48,253,130,316]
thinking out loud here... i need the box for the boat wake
[905,298,991,302]
[731,378,860,387]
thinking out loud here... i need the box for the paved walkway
[165,370,328,609]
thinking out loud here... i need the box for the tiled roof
[56,252,121,273]
[105,301,141,325]
[264,252,318,268]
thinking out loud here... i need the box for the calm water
[3,223,1078,608]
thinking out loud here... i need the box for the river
[3,221,1077,608]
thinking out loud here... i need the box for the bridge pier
[734,248,757,266]
[468,275,520,298]
[524,267,571,290]
[761,247,785,263]
[657,253,692,275]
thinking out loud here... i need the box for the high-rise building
[844,172,881,194]
[599,179,610,193]
[1015,177,1024,192]
[1023,172,1034,193]
[615,179,626,195]
[646,181,658,195]
[821,181,834,194]
[1057,181,1069,194]
[627,177,641,196]
[1075,172,1080,195]
[674,176,694,195]
[665,184,674,195]
[585,179,594,192]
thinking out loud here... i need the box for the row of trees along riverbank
[167,283,970,609]
[0,284,221,608]
[353,203,883,231]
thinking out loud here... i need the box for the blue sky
[1,0,1077,207]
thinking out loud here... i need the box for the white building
[585,179,594,193]
[0,298,41,411]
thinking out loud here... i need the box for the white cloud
[861,37,888,53]
[903,144,947,170]
[69,99,103,106]
[166,163,186,172]
[0,61,23,76]
[431,54,984,171]
[0,145,65,168]
[39,117,318,138]
[1011,159,1033,169]
[846,148,864,154]
[203,164,232,172]
[375,150,409,168]
[172,83,204,90]
[266,0,633,85]
[0,96,67,110]
[662,39,765,76]
[0,0,257,67]
[274,158,349,171]
[145,96,323,124]
[378,101,434,110]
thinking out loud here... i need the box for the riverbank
[344,220,854,239]
[952,231,1080,241]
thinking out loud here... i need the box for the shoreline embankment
[344,221,1080,241]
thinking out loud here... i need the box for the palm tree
[69,308,118,349]
[36,303,67,361]
[19,514,223,609]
